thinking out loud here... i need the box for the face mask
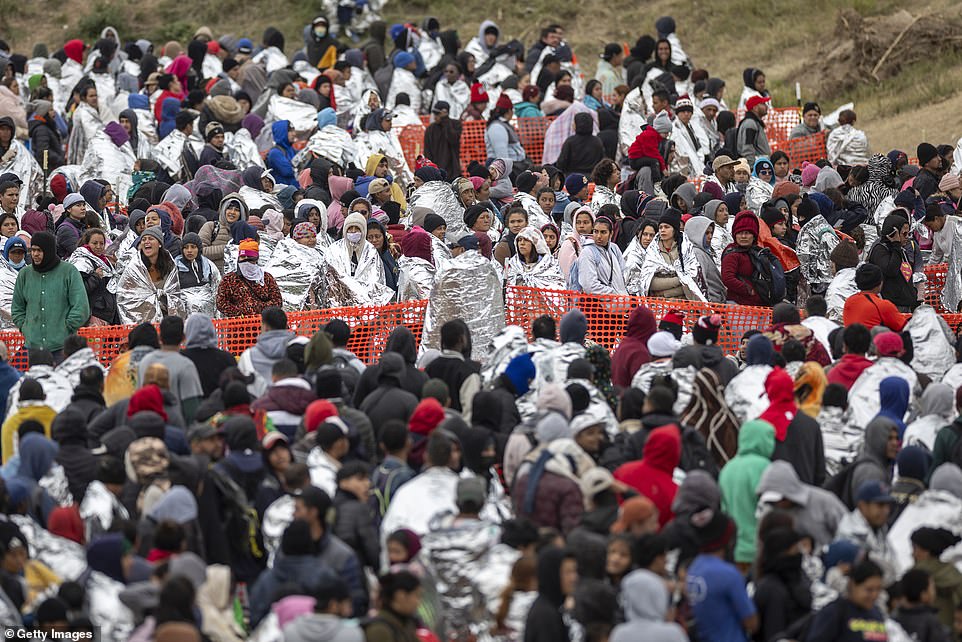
[346,231,362,243]
[7,258,24,270]
[314,28,327,39]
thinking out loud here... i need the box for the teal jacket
[719,419,776,563]
[12,262,89,351]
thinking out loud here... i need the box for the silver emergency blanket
[504,253,566,290]
[825,267,858,322]
[80,480,130,543]
[354,128,413,185]
[266,95,319,137]
[112,260,187,324]
[724,364,773,425]
[889,490,962,576]
[81,134,136,206]
[631,358,673,392]
[480,325,529,386]
[423,250,505,362]
[297,125,357,169]
[107,228,139,272]
[66,102,102,165]
[151,129,189,178]
[942,222,962,313]
[568,377,619,437]
[86,570,135,642]
[252,46,289,74]
[184,165,243,207]
[262,494,294,568]
[223,239,239,275]
[133,107,159,147]
[617,87,647,161]
[419,513,504,641]
[622,237,647,296]
[796,215,839,287]
[906,305,956,380]
[408,180,466,236]
[516,340,585,422]
[0,139,44,212]
[848,358,920,429]
[745,176,774,214]
[637,236,706,301]
[396,255,436,301]
[257,234,281,267]
[49,164,84,194]
[0,263,18,330]
[324,239,393,307]
[387,67,423,112]
[515,192,550,229]
[818,406,862,475]
[40,463,75,507]
[239,184,282,212]
[179,260,222,318]
[225,129,265,169]
[265,237,327,311]
[67,245,114,279]
[8,513,86,582]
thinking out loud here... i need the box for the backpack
[209,464,265,562]
[822,456,867,510]
[748,245,786,305]
[373,64,395,102]
[567,253,583,292]
[370,460,411,517]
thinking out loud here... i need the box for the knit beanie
[691,314,722,346]
[731,211,759,238]
[652,111,672,135]
[560,309,588,345]
[647,331,681,358]
[660,208,682,236]
[895,445,932,484]
[939,173,961,193]
[829,241,859,269]
[917,142,939,167]
[795,194,818,222]
[759,206,785,228]
[800,162,819,188]
[854,263,883,290]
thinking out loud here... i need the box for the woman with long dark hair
[485,94,527,164]
[114,227,185,323]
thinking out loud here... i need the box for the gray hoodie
[610,570,688,642]
[757,460,847,548]
[850,417,894,496]
[683,216,726,302]
[282,614,364,642]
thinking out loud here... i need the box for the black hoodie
[525,547,574,642]
[555,112,605,176]
[351,327,428,406]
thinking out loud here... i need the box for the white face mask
[346,231,363,244]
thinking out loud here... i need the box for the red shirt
[842,291,907,331]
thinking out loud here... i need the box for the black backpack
[209,464,265,563]
[747,245,786,305]
[822,457,867,510]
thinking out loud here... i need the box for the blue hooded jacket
[752,157,775,186]
[876,375,909,438]
[158,97,181,140]
[265,120,297,187]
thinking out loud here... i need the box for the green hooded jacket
[719,419,776,563]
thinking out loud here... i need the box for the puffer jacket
[199,195,249,271]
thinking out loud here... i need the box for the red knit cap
[408,398,446,436]
[495,93,513,111]
[470,82,489,104]
[731,211,760,238]
[127,385,169,421]
[304,399,338,433]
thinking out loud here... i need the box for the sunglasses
[758,169,772,175]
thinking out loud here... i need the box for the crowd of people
[1,8,962,642]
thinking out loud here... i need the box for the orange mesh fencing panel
[517,116,554,165]
[460,120,487,173]
[504,285,773,354]
[398,125,426,173]
[925,263,948,311]
[780,131,827,170]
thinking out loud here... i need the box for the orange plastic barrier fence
[505,285,774,354]
[779,131,827,170]
[400,117,557,175]
[0,299,429,372]
[926,263,948,311]
[5,274,956,373]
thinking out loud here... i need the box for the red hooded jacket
[614,424,681,527]
[64,40,85,65]
[611,306,657,388]
[627,127,667,171]
[826,354,874,390]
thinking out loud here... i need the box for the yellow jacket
[1,402,56,463]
